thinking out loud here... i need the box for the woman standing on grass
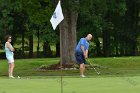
[5,35,15,78]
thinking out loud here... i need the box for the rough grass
[0,57,140,77]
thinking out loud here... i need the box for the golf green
[0,76,139,93]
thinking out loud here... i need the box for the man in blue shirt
[75,34,92,77]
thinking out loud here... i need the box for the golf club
[89,62,101,75]
[87,60,101,75]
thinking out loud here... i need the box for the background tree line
[0,0,140,59]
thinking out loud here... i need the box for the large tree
[58,0,79,65]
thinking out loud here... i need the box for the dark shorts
[75,52,86,64]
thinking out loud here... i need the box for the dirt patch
[38,62,78,70]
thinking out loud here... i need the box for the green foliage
[77,0,140,56]
[0,0,14,40]
[0,0,140,57]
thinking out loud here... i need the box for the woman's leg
[9,62,15,77]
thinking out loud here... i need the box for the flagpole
[60,26,63,93]
[50,0,63,92]
[59,1,63,93]
[59,13,63,93]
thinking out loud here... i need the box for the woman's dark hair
[5,35,12,42]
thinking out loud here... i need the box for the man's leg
[80,63,85,77]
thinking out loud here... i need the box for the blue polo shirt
[76,38,89,53]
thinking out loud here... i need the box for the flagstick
[60,0,63,92]
[60,25,63,93]
[50,0,63,92]
[59,0,63,92]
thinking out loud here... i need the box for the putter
[87,59,101,75]
[89,62,101,75]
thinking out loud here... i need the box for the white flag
[50,1,64,30]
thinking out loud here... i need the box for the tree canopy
[0,0,140,59]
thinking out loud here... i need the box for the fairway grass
[0,76,139,93]
[0,57,140,93]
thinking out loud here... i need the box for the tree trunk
[131,0,139,56]
[21,30,24,56]
[103,30,110,57]
[59,10,78,65]
[120,42,125,56]
[55,29,60,57]
[43,41,52,57]
[29,34,33,58]
[56,43,60,57]
[94,37,102,56]
[37,30,40,57]
[125,0,139,56]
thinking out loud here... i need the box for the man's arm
[6,43,15,52]
[85,50,88,58]
[81,45,88,59]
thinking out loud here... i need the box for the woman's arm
[6,42,15,52]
